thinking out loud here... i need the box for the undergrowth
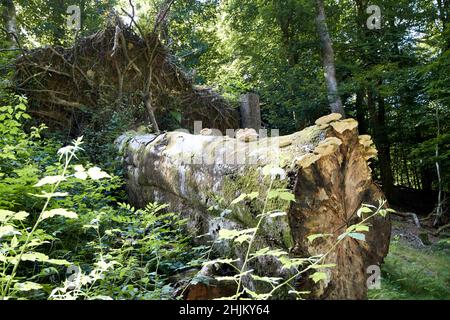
[369,238,450,300]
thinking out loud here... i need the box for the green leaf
[0,209,14,223]
[268,211,287,218]
[202,258,239,266]
[337,232,347,241]
[34,175,65,187]
[230,192,259,205]
[74,171,88,180]
[215,276,237,282]
[311,264,336,270]
[30,192,69,198]
[346,224,370,233]
[234,234,252,244]
[42,208,78,220]
[87,167,111,180]
[74,165,85,172]
[218,228,256,240]
[170,111,182,124]
[10,236,19,248]
[307,233,332,243]
[354,225,370,232]
[89,295,113,300]
[47,259,71,266]
[0,225,21,238]
[74,164,88,179]
[230,193,247,205]
[251,247,288,258]
[250,274,283,284]
[357,206,373,217]
[247,192,259,200]
[288,290,311,297]
[310,272,327,283]
[267,190,280,199]
[348,232,366,241]
[244,288,271,300]
[279,256,307,269]
[13,211,29,221]
[267,189,295,201]
[28,238,50,248]
[21,252,49,262]
[279,191,295,202]
[14,281,43,291]
[218,229,241,240]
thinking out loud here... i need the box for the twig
[392,211,421,228]
[121,6,146,45]
[0,48,21,52]
[433,223,450,236]
[153,0,176,34]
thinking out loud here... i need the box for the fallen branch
[392,211,421,228]
[433,223,450,236]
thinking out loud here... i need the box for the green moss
[281,225,294,248]
[222,166,293,248]
[223,167,289,219]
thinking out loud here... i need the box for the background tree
[314,0,344,116]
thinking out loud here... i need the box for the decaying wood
[118,114,391,299]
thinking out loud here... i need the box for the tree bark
[1,0,18,48]
[315,0,345,117]
[118,114,391,299]
[143,91,160,134]
[436,0,450,50]
[356,88,367,134]
[366,87,394,201]
[375,93,394,201]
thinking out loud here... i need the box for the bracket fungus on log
[117,114,391,299]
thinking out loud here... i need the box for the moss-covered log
[118,114,391,299]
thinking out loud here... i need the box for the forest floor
[368,213,450,300]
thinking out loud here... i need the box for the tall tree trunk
[274,1,299,67]
[436,0,450,50]
[367,87,394,201]
[1,0,18,48]
[434,107,443,226]
[356,88,367,134]
[376,94,394,201]
[315,0,345,117]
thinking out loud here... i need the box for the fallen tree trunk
[118,114,391,299]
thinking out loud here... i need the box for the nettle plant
[0,95,52,211]
[0,137,112,300]
[204,166,392,300]
[49,202,208,300]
